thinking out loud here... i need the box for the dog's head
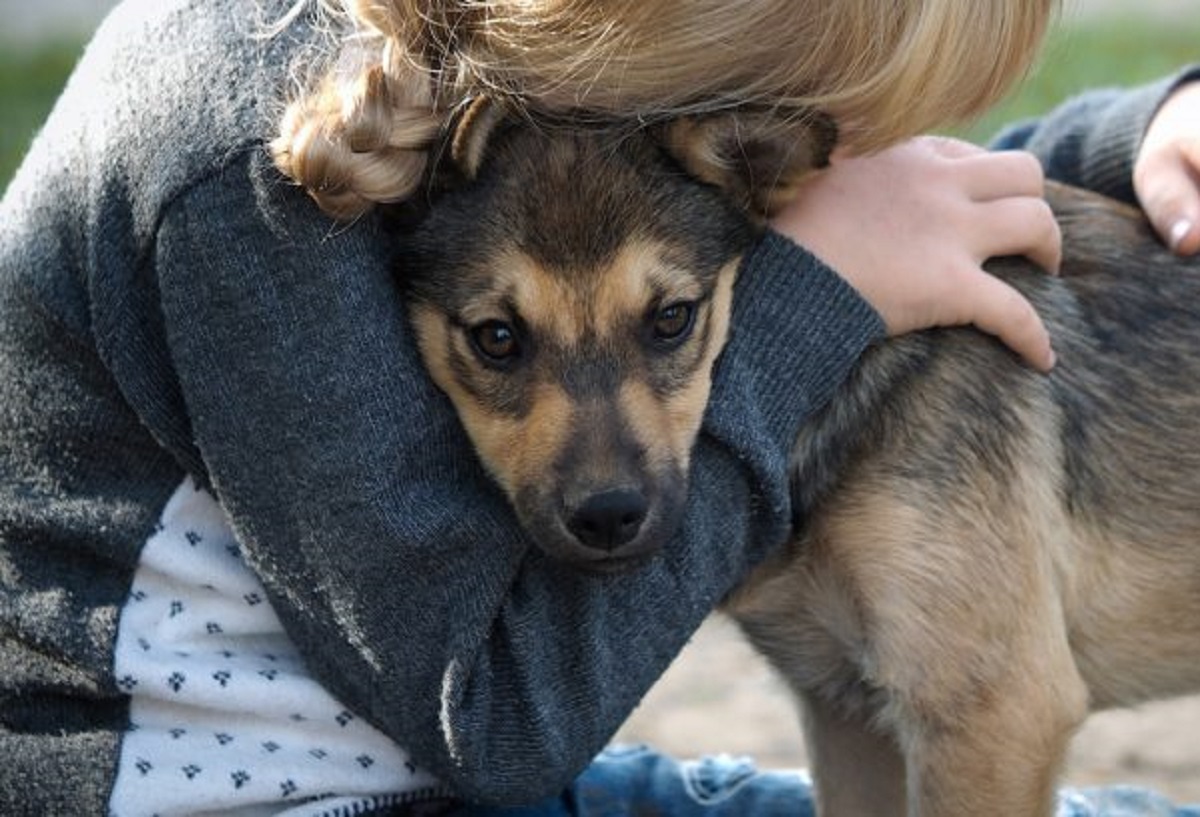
[399,101,834,570]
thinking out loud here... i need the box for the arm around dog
[154,153,883,805]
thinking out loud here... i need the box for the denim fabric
[460,745,813,816]
[1059,787,1200,817]
[457,745,1200,817]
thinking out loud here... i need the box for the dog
[394,99,1200,816]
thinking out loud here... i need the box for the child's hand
[1134,81,1200,255]
[771,136,1060,372]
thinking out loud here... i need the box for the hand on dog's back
[770,136,1060,373]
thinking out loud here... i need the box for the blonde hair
[272,0,1059,219]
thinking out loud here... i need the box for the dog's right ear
[659,110,838,218]
[447,96,509,181]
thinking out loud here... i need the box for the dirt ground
[615,617,1200,803]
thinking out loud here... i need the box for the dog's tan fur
[395,104,1200,816]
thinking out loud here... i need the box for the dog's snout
[567,489,648,551]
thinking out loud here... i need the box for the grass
[1,15,1199,190]
[0,40,84,191]
[958,14,1200,144]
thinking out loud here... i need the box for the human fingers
[974,196,1063,274]
[951,267,1056,372]
[1180,139,1200,254]
[956,150,1046,201]
[1135,81,1200,254]
[1134,137,1200,255]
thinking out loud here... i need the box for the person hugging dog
[2,0,1199,814]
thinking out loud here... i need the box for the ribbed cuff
[1082,65,1200,203]
[707,229,884,443]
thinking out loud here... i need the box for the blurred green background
[2,39,82,188]
[960,13,1200,144]
[1,11,1199,191]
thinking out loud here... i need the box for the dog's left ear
[659,110,837,218]
[449,95,509,181]
[382,96,509,230]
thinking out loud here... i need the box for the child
[1,0,1197,813]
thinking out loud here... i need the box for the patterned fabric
[109,480,448,816]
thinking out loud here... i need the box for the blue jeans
[457,744,1200,817]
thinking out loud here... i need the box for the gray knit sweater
[0,0,1190,812]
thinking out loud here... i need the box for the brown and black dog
[396,101,1200,816]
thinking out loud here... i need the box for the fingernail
[1170,219,1193,252]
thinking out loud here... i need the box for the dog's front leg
[892,634,1088,817]
[801,693,904,817]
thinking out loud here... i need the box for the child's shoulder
[47,0,322,213]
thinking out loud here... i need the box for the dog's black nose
[568,490,648,551]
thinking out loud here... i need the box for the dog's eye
[469,320,521,363]
[652,302,696,344]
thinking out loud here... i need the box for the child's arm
[153,159,881,807]
[991,66,1200,253]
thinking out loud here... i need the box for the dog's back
[728,183,1200,815]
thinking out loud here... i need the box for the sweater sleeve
[990,66,1200,203]
[151,151,883,805]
